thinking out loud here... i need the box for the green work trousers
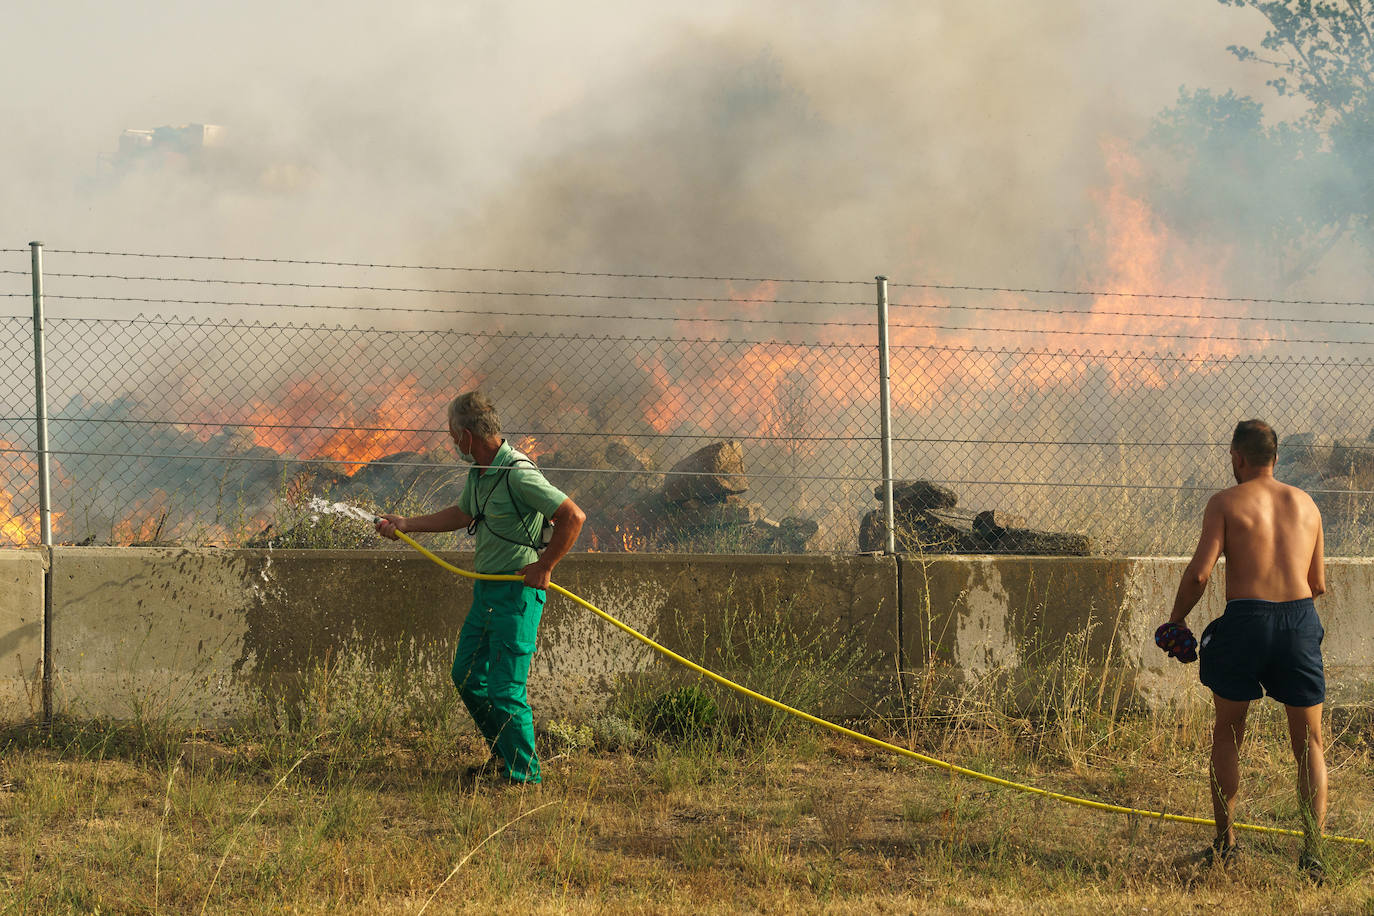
[452,579,545,783]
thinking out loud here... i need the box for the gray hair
[447,390,501,439]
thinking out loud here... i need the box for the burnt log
[972,510,1027,542]
[861,492,1093,556]
[875,480,958,514]
[660,441,748,505]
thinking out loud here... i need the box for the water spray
[309,499,1368,848]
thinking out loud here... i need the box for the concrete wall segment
[1316,558,1374,702]
[49,547,260,720]
[34,548,899,725]
[6,548,1370,724]
[0,549,46,723]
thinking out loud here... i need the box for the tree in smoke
[1151,0,1374,288]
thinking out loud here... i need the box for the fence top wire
[41,249,872,285]
[30,291,1374,332]
[2,268,871,306]
[44,313,878,348]
[14,276,1371,344]
[29,250,1374,308]
[891,280,1374,310]
[13,269,871,305]
[35,294,874,328]
[890,299,1374,329]
[26,303,1374,347]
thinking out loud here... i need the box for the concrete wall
[902,556,1374,708]
[33,549,897,724]
[3,548,1372,725]
[0,549,45,720]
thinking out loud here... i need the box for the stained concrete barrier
[902,556,1374,708]
[4,549,1372,726]
[42,548,898,724]
[0,549,45,722]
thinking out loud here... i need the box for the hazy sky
[0,1,1288,288]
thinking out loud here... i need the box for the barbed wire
[21,299,1373,345]
[12,279,1370,344]
[890,299,1374,330]
[19,269,1374,330]
[29,251,1374,309]
[32,294,875,328]
[41,250,871,285]
[891,280,1374,309]
[24,290,1374,332]
[42,314,875,345]
[0,269,872,306]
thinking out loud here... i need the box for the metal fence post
[877,275,896,555]
[30,241,53,724]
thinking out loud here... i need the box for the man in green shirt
[376,390,585,785]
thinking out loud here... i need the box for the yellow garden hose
[391,528,1367,847]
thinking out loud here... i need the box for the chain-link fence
[1,247,1372,555]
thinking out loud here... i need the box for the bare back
[1214,477,1324,602]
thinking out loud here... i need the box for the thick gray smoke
[0,1,1281,287]
[4,1,1372,554]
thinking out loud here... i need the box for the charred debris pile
[858,480,1094,556]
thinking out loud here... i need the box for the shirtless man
[1165,419,1327,876]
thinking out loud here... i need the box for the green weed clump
[646,686,719,742]
[604,574,868,755]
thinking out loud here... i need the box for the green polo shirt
[459,441,568,574]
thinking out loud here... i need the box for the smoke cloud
[0,0,1289,289]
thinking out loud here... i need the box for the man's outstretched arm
[376,505,474,539]
[1169,494,1226,624]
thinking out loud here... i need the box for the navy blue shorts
[1198,598,1325,707]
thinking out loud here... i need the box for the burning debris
[858,480,1094,556]
[243,438,820,554]
[582,441,819,554]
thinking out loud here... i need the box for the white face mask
[455,429,475,464]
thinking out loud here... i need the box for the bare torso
[1217,477,1323,602]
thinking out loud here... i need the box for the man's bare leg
[1285,703,1327,849]
[1210,696,1250,848]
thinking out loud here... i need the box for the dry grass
[3,692,1374,915]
